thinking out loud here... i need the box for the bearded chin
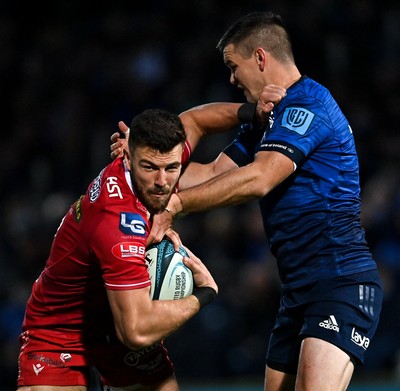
[146,198,167,215]
[134,185,169,214]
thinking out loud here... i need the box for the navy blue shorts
[266,269,383,374]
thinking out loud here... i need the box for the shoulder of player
[273,82,335,127]
[85,158,138,209]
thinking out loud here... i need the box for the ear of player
[146,238,194,300]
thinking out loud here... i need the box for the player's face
[129,144,183,214]
[223,43,266,103]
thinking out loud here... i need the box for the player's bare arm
[109,87,285,161]
[148,153,239,248]
[110,103,242,160]
[178,152,238,190]
[148,151,294,248]
[178,102,241,150]
[169,150,294,214]
[107,250,217,350]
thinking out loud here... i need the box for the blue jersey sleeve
[223,123,266,167]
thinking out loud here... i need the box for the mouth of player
[150,191,168,199]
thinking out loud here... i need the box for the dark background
[1,1,400,389]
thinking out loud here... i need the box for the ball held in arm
[146,238,194,300]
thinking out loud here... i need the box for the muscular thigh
[297,337,354,391]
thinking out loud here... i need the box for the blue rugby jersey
[223,76,377,289]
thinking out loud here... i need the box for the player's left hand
[147,212,182,250]
[110,121,130,160]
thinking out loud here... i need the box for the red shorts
[17,331,174,388]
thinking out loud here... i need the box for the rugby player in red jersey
[16,107,242,391]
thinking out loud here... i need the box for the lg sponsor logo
[119,213,146,236]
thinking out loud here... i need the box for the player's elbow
[117,329,156,350]
[250,181,270,198]
[248,159,289,198]
[247,175,273,198]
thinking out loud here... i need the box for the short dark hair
[216,11,294,63]
[128,109,186,155]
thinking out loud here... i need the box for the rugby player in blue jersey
[144,11,383,391]
[110,10,381,391]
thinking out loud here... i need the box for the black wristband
[192,287,217,308]
[237,103,257,124]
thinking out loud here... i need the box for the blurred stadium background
[1,1,399,390]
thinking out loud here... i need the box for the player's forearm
[171,152,294,215]
[180,153,238,191]
[119,296,201,350]
[172,164,264,215]
[180,102,241,133]
[179,161,216,190]
[179,102,242,149]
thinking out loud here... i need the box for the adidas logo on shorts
[319,315,340,332]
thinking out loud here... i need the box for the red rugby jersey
[22,143,191,352]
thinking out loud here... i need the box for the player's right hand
[256,84,287,122]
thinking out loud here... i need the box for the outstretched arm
[110,84,286,160]
[178,102,242,150]
[110,103,242,160]
[147,150,294,248]
[179,152,238,190]
[170,150,294,214]
[147,85,288,246]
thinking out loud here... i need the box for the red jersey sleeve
[87,159,151,291]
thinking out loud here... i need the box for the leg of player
[264,366,296,391]
[296,337,354,391]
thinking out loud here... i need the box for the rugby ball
[146,239,194,300]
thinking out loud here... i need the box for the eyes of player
[140,162,181,173]
[166,163,181,172]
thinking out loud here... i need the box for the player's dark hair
[128,109,186,155]
[216,11,294,63]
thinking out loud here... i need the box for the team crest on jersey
[119,213,147,236]
[281,107,315,135]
